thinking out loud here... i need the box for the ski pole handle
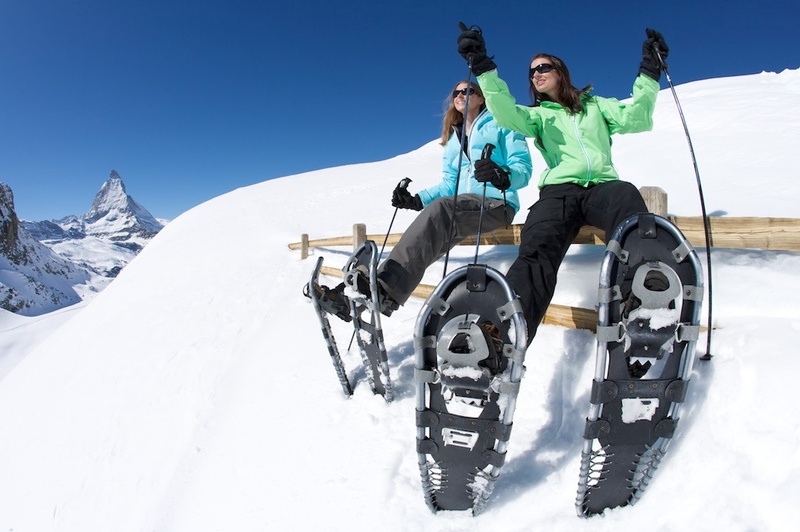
[481,143,495,160]
[653,42,668,71]
[381,177,412,261]
[458,21,477,67]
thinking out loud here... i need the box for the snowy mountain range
[1,170,164,314]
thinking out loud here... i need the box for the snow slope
[0,69,799,531]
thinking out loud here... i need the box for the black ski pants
[506,180,648,343]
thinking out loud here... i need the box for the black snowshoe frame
[576,213,704,516]
[415,263,527,515]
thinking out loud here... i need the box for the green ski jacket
[477,70,659,189]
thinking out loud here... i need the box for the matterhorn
[22,170,164,278]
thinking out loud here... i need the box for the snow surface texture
[0,69,799,531]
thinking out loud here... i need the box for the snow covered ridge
[1,170,164,314]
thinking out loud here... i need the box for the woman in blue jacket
[457,26,669,342]
[318,80,532,320]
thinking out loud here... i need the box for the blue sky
[1,0,798,221]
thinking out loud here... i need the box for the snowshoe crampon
[415,264,527,515]
[577,213,704,516]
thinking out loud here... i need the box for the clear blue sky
[2,0,798,221]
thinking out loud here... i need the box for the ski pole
[473,143,495,264]
[654,42,714,361]
[443,22,477,278]
[348,178,413,352]
[380,177,412,263]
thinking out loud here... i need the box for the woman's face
[453,82,483,115]
[530,57,560,99]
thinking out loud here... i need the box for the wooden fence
[290,188,800,331]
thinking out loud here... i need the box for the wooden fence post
[353,223,366,250]
[640,186,668,217]
[300,233,309,260]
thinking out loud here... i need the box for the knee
[615,182,647,212]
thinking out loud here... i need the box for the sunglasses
[452,87,477,98]
[529,63,555,77]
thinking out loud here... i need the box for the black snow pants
[505,180,648,343]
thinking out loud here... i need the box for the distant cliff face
[0,183,91,315]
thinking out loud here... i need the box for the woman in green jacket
[457,26,669,342]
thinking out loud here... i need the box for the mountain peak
[107,169,125,187]
[83,170,163,243]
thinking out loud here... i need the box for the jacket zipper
[465,109,487,195]
[572,114,592,184]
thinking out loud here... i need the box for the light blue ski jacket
[417,108,532,213]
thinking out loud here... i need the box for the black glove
[391,186,423,211]
[639,28,669,81]
[474,159,511,191]
[457,23,497,76]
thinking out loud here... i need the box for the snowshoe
[576,213,704,516]
[305,256,354,397]
[305,241,394,401]
[343,240,394,401]
[415,264,528,515]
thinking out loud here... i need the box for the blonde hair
[440,81,485,146]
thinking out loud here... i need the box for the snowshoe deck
[415,264,527,515]
[576,213,704,516]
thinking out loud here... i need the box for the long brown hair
[528,54,592,114]
[440,81,486,146]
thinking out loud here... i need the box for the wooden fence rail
[293,188,799,330]
[290,216,800,256]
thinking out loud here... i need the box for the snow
[1,69,799,531]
